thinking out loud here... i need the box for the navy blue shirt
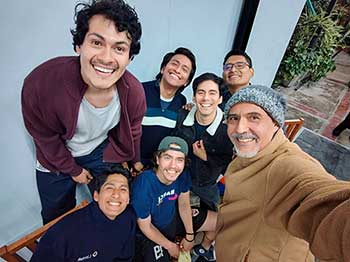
[131,169,191,230]
[30,202,136,262]
[140,80,186,165]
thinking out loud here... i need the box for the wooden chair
[0,200,88,262]
[284,118,304,141]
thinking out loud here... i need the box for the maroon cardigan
[22,56,146,176]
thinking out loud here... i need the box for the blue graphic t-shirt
[131,169,191,230]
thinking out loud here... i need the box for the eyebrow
[87,32,131,46]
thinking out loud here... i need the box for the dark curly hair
[192,72,225,97]
[155,47,196,88]
[71,0,142,59]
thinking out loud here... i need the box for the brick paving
[279,50,350,149]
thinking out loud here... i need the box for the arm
[178,191,195,251]
[137,216,180,258]
[21,78,82,176]
[127,76,147,164]
[265,155,350,261]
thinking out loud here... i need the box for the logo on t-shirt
[77,250,98,261]
[157,190,178,205]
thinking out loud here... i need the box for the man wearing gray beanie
[215,84,350,262]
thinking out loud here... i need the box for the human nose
[235,118,248,133]
[111,189,120,198]
[99,47,114,63]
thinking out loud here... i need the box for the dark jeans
[36,140,121,224]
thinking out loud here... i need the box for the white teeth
[108,201,121,206]
[237,138,254,143]
[201,104,211,107]
[169,73,180,79]
[93,65,114,74]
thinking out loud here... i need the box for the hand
[180,237,194,252]
[121,161,129,170]
[131,162,144,177]
[72,168,93,184]
[182,102,194,111]
[165,242,180,259]
[192,140,207,161]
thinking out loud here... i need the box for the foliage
[274,9,343,86]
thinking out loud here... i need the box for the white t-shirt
[36,91,121,171]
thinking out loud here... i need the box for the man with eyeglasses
[221,49,254,105]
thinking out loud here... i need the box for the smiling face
[222,55,254,93]
[76,14,132,93]
[156,147,186,185]
[193,80,222,118]
[226,103,279,158]
[93,173,130,220]
[160,54,192,90]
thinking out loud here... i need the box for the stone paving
[277,50,350,180]
[279,50,350,149]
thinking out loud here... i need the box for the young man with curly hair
[21,0,146,224]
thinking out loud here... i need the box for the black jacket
[173,108,233,187]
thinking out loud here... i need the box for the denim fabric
[36,140,121,224]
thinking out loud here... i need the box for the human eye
[176,158,185,164]
[226,114,238,123]
[235,62,247,69]
[249,114,261,121]
[91,39,102,47]
[223,63,233,71]
[163,154,171,160]
[114,45,127,54]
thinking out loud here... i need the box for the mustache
[230,132,258,140]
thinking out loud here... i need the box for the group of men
[21,0,350,261]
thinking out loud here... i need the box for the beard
[231,132,259,158]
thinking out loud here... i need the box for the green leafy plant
[274,9,343,86]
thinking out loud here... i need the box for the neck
[156,170,172,185]
[84,85,116,108]
[228,84,247,95]
[195,110,216,125]
[159,79,180,99]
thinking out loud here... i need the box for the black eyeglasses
[223,62,250,72]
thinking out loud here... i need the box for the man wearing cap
[132,136,217,262]
[216,84,350,262]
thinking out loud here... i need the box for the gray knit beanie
[224,85,287,127]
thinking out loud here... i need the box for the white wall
[0,0,242,246]
[246,0,306,87]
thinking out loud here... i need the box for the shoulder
[269,143,330,181]
[121,70,143,94]
[133,170,156,189]
[175,92,186,104]
[23,56,81,95]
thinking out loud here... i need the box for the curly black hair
[155,47,196,88]
[71,0,142,59]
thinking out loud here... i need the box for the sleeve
[21,77,82,176]
[131,173,153,219]
[178,170,192,193]
[30,228,65,262]
[127,79,147,163]
[264,155,350,261]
